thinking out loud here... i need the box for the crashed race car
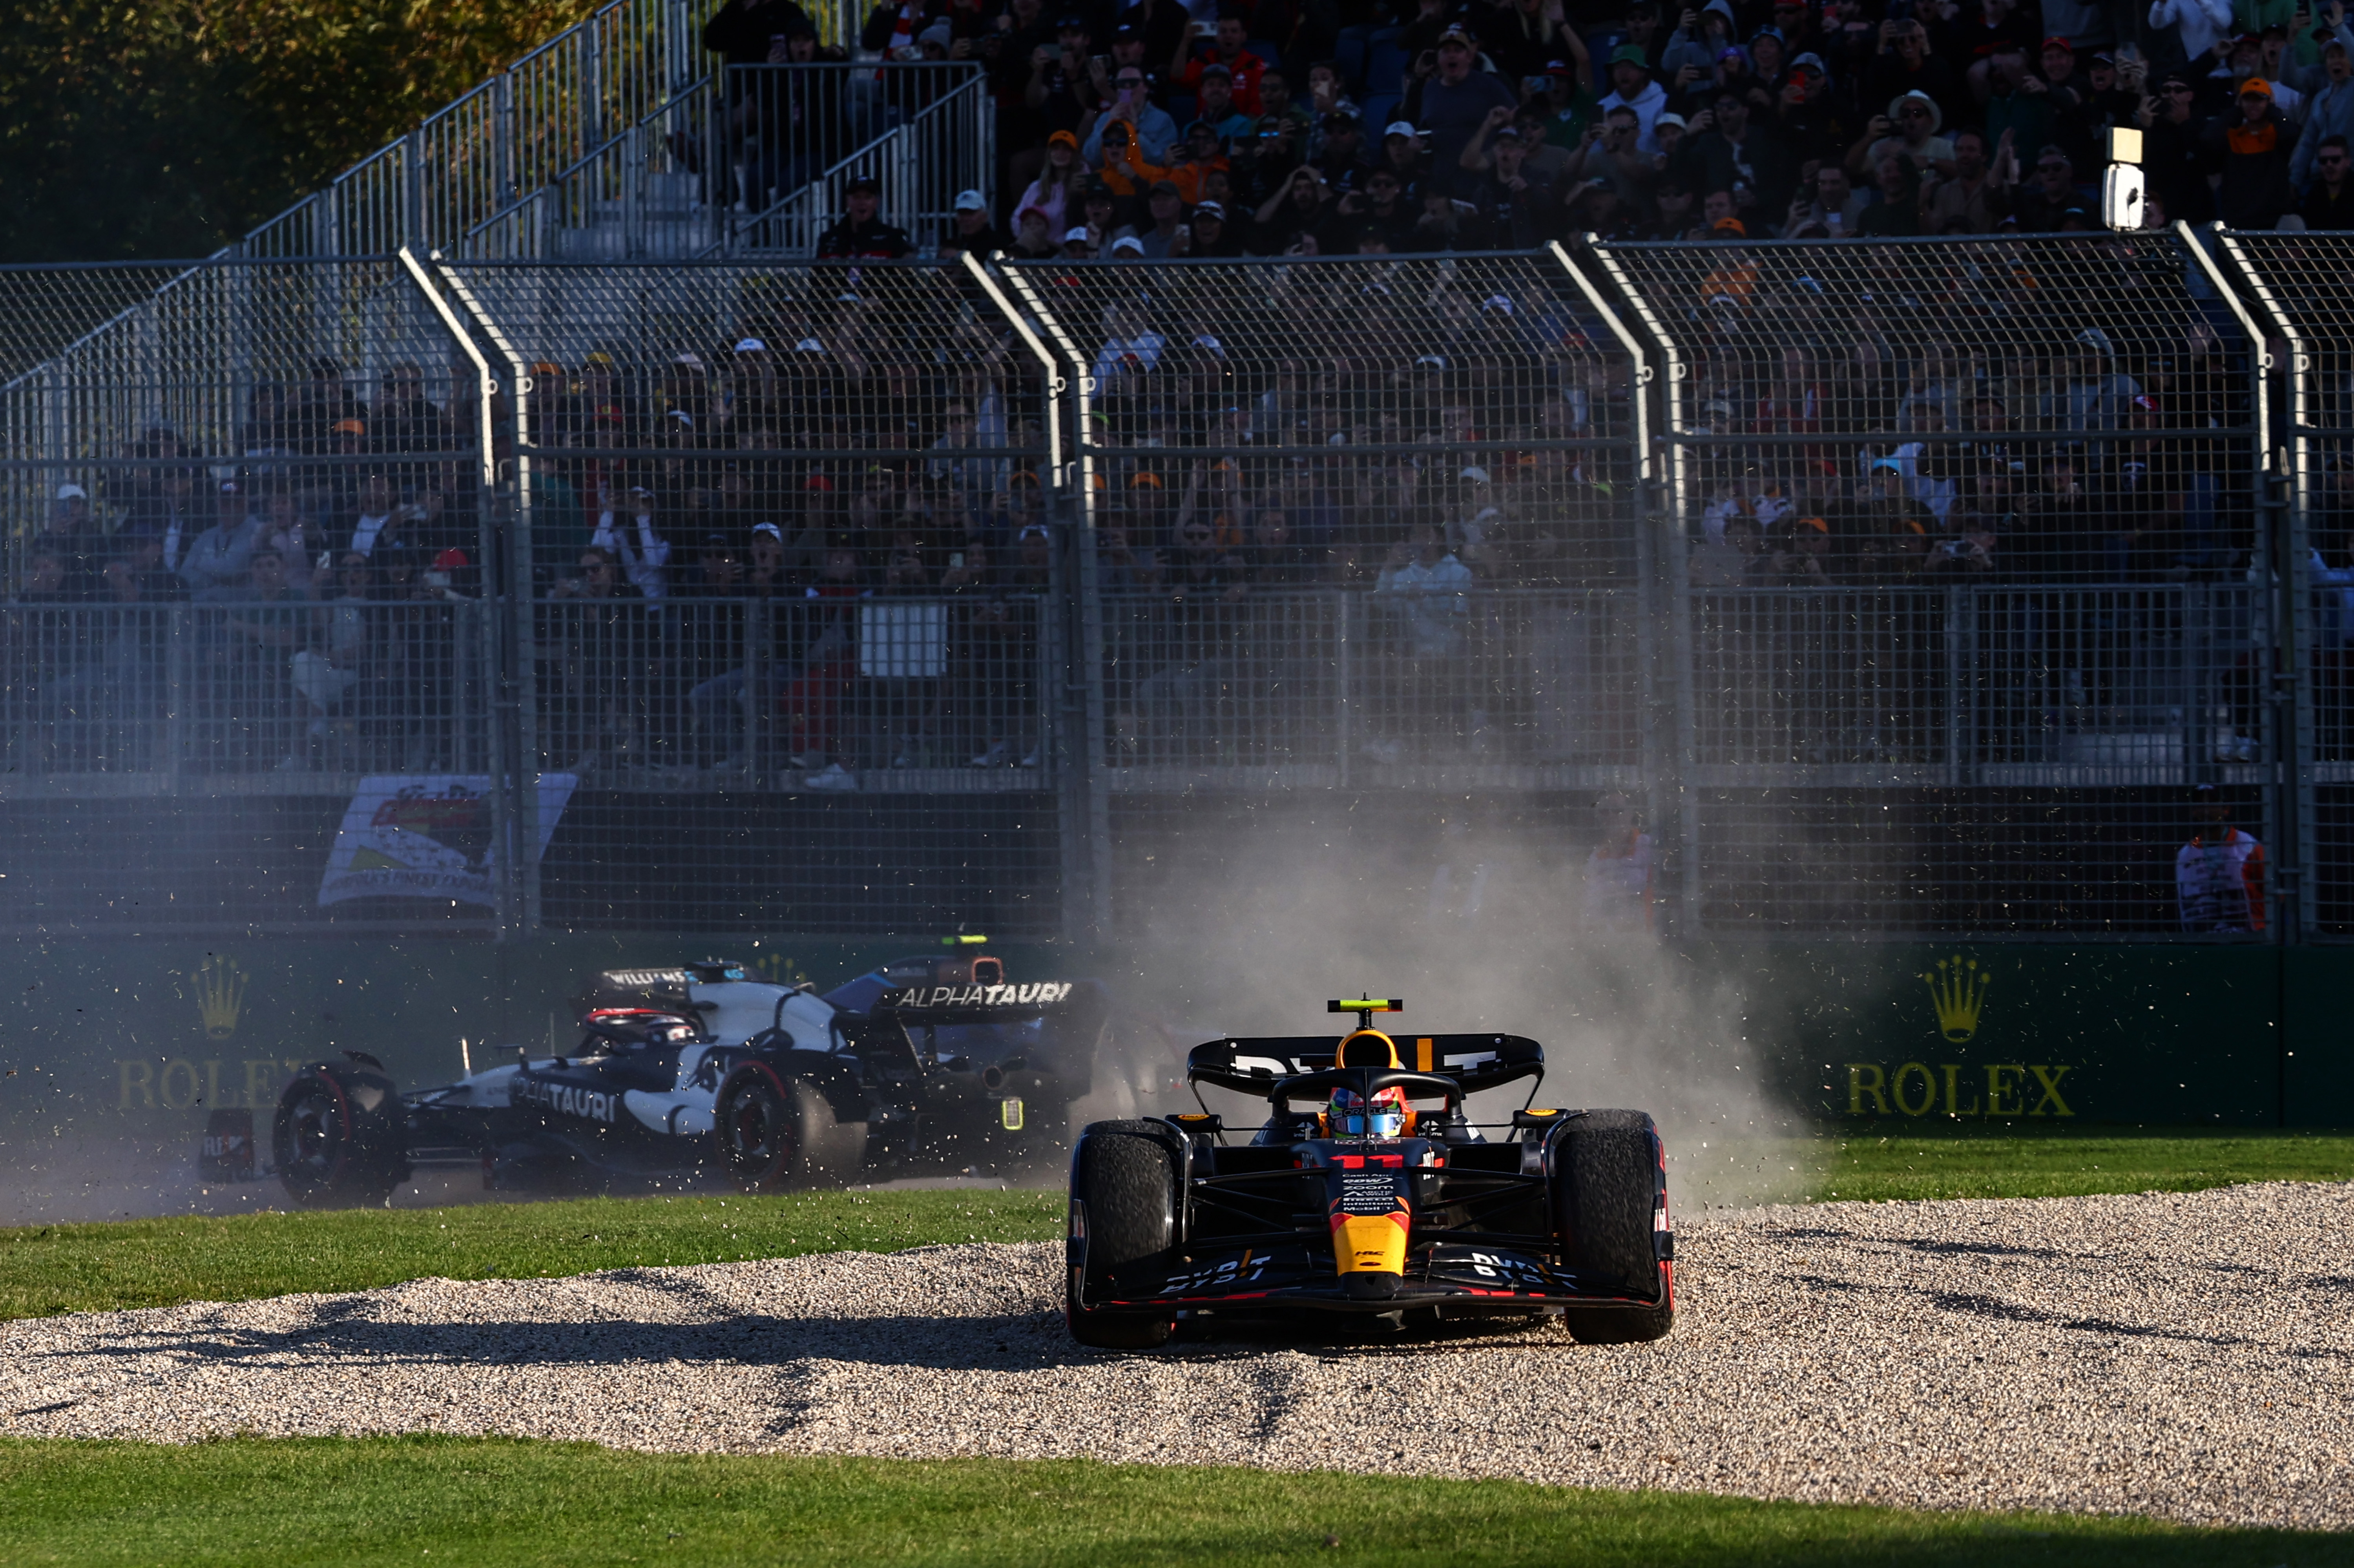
[265,944,1108,1207]
[1063,999,1673,1349]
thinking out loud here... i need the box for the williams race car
[266,946,1108,1207]
[1064,1000,1673,1349]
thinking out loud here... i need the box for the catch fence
[1589,228,2284,937]
[6,239,2353,945]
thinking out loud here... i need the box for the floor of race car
[4,1182,2348,1533]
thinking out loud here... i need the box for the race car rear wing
[1187,1034,1543,1098]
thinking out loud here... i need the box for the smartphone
[1524,75,1551,92]
[1092,53,1110,70]
[950,551,966,568]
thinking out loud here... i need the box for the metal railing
[242,0,723,262]
[706,64,994,258]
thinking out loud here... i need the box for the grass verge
[3,1129,2350,1322]
[0,1189,1059,1322]
[1766,1125,2354,1204]
[0,1439,2334,1568]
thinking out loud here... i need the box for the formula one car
[1063,1000,1673,1349]
[266,944,1108,1207]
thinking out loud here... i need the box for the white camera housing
[2102,164,2146,231]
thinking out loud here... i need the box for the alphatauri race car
[1063,1001,1673,1349]
[264,946,1108,1207]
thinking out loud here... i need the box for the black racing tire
[1553,1109,1674,1346]
[1066,1123,1177,1350]
[274,1059,409,1209]
[714,1063,867,1192]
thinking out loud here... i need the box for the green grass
[1781,1125,2354,1204]
[0,1190,1059,1322]
[4,1129,2351,1323]
[0,1439,2336,1567]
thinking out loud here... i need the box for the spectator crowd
[699,0,2354,255]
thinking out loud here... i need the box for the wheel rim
[728,1084,796,1178]
[283,1088,344,1178]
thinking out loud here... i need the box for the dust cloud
[1079,795,1814,1209]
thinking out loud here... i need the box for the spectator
[939,188,1004,257]
[1863,13,1961,119]
[547,545,648,770]
[1016,129,1089,234]
[1921,126,2012,231]
[1025,13,1105,144]
[2303,134,2354,226]
[1168,10,1268,116]
[1686,88,1796,225]
[2292,34,2354,191]
[1185,66,1257,142]
[32,482,100,599]
[1595,42,1670,152]
[1311,111,1375,190]
[225,551,316,769]
[1465,125,1558,245]
[1099,117,1176,198]
[2201,76,2301,228]
[2147,0,2235,77]
[814,175,914,258]
[2142,69,2217,222]
[1008,205,1060,257]
[181,481,265,602]
[2177,786,2266,932]
[1580,791,1655,932]
[590,487,675,600]
[1415,26,1527,185]
[2011,145,2084,229]
[1801,161,1871,233]
[1978,44,2053,166]
[1082,61,1177,166]
[704,0,819,68]
[1850,89,1955,181]
[1133,180,1190,255]
[1482,0,1585,83]
[1254,164,1337,249]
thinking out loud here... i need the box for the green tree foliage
[0,0,598,262]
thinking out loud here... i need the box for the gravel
[4,1182,2349,1531]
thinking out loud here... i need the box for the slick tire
[714,1064,866,1192]
[274,1059,409,1209]
[1066,1124,1177,1350]
[1553,1109,1674,1346]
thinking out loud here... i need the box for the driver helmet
[1328,1084,1413,1139]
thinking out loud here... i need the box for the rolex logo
[195,955,247,1040]
[1922,956,1991,1044]
[752,952,811,989]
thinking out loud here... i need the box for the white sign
[318,774,578,908]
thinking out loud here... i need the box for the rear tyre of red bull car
[713,1063,867,1192]
[1065,1121,1178,1349]
[274,1057,411,1209]
[1552,1109,1674,1345]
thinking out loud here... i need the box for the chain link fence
[427,255,1066,935]
[2220,230,2354,939]
[1591,229,2281,937]
[0,259,498,933]
[7,239,2354,944]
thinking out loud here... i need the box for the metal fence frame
[15,241,2354,943]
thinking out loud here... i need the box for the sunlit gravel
[4,1182,2348,1530]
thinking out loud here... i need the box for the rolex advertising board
[1712,942,2293,1126]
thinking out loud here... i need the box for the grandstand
[6,0,2354,951]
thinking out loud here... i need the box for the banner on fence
[318,775,578,907]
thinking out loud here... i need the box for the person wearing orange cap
[2202,75,2303,229]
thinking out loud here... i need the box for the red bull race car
[253,943,1107,1207]
[1064,1000,1673,1348]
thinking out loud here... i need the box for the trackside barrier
[8,243,2354,946]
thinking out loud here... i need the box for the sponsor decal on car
[880,981,1076,1009]
[511,1074,619,1123]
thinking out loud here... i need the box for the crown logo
[751,952,812,989]
[195,954,248,1039]
[1921,955,1991,1043]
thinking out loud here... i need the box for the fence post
[2186,224,2297,946]
[1572,239,1697,934]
